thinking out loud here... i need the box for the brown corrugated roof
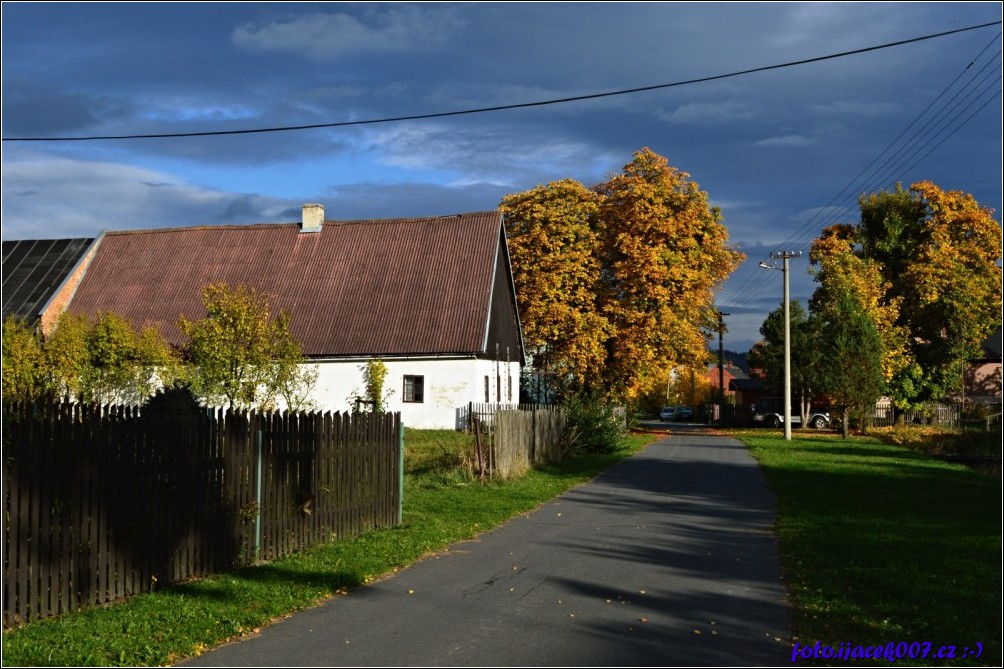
[67,212,503,357]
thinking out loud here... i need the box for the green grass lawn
[734,430,1001,666]
[1,430,655,667]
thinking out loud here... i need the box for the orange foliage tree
[502,148,744,404]
[810,181,1002,409]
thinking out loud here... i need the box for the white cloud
[232,7,465,61]
[755,134,815,148]
[140,100,260,123]
[790,204,858,226]
[656,101,755,125]
[811,101,900,117]
[358,123,618,187]
[1,152,291,239]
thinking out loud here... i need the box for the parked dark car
[674,405,694,421]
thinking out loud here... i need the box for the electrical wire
[2,20,1000,142]
[722,31,1003,312]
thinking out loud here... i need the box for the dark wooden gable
[483,226,526,365]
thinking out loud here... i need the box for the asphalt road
[181,432,791,667]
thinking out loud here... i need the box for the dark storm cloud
[1,81,135,136]
[2,2,1000,348]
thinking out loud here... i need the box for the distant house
[706,362,747,403]
[963,326,1002,404]
[57,205,524,429]
[1,237,101,331]
[729,377,767,409]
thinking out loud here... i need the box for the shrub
[563,395,624,454]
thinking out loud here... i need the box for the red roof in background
[67,212,504,357]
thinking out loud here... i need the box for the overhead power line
[2,20,1000,142]
[723,30,1003,310]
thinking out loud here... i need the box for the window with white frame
[403,375,424,403]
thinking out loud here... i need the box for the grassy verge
[1,430,656,667]
[733,429,1001,666]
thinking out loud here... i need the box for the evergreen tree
[818,292,886,438]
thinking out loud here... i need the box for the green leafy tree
[3,312,177,405]
[272,329,318,413]
[2,316,46,402]
[40,312,90,400]
[809,224,914,406]
[179,282,312,412]
[811,181,1002,412]
[748,301,825,423]
[80,312,178,404]
[817,292,886,438]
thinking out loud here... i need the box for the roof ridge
[100,210,500,236]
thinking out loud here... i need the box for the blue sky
[2,2,1001,352]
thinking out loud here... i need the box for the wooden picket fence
[468,403,566,479]
[2,401,401,626]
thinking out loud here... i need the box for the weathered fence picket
[465,403,566,479]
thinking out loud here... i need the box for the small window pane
[404,375,424,403]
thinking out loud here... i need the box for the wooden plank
[66,405,82,614]
[93,407,108,606]
[4,411,23,625]
[114,406,128,603]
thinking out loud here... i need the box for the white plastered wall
[304,357,522,429]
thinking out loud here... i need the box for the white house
[59,205,525,429]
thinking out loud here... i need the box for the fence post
[531,405,537,463]
[254,415,263,563]
[398,416,404,525]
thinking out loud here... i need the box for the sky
[2,2,1002,353]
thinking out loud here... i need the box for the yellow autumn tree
[809,224,914,386]
[595,148,744,401]
[502,149,744,403]
[811,181,1002,409]
[501,180,610,392]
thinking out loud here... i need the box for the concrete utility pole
[759,251,801,441]
[717,311,729,424]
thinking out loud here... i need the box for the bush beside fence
[2,401,401,626]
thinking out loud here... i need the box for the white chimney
[301,203,324,233]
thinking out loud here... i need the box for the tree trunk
[842,407,850,439]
